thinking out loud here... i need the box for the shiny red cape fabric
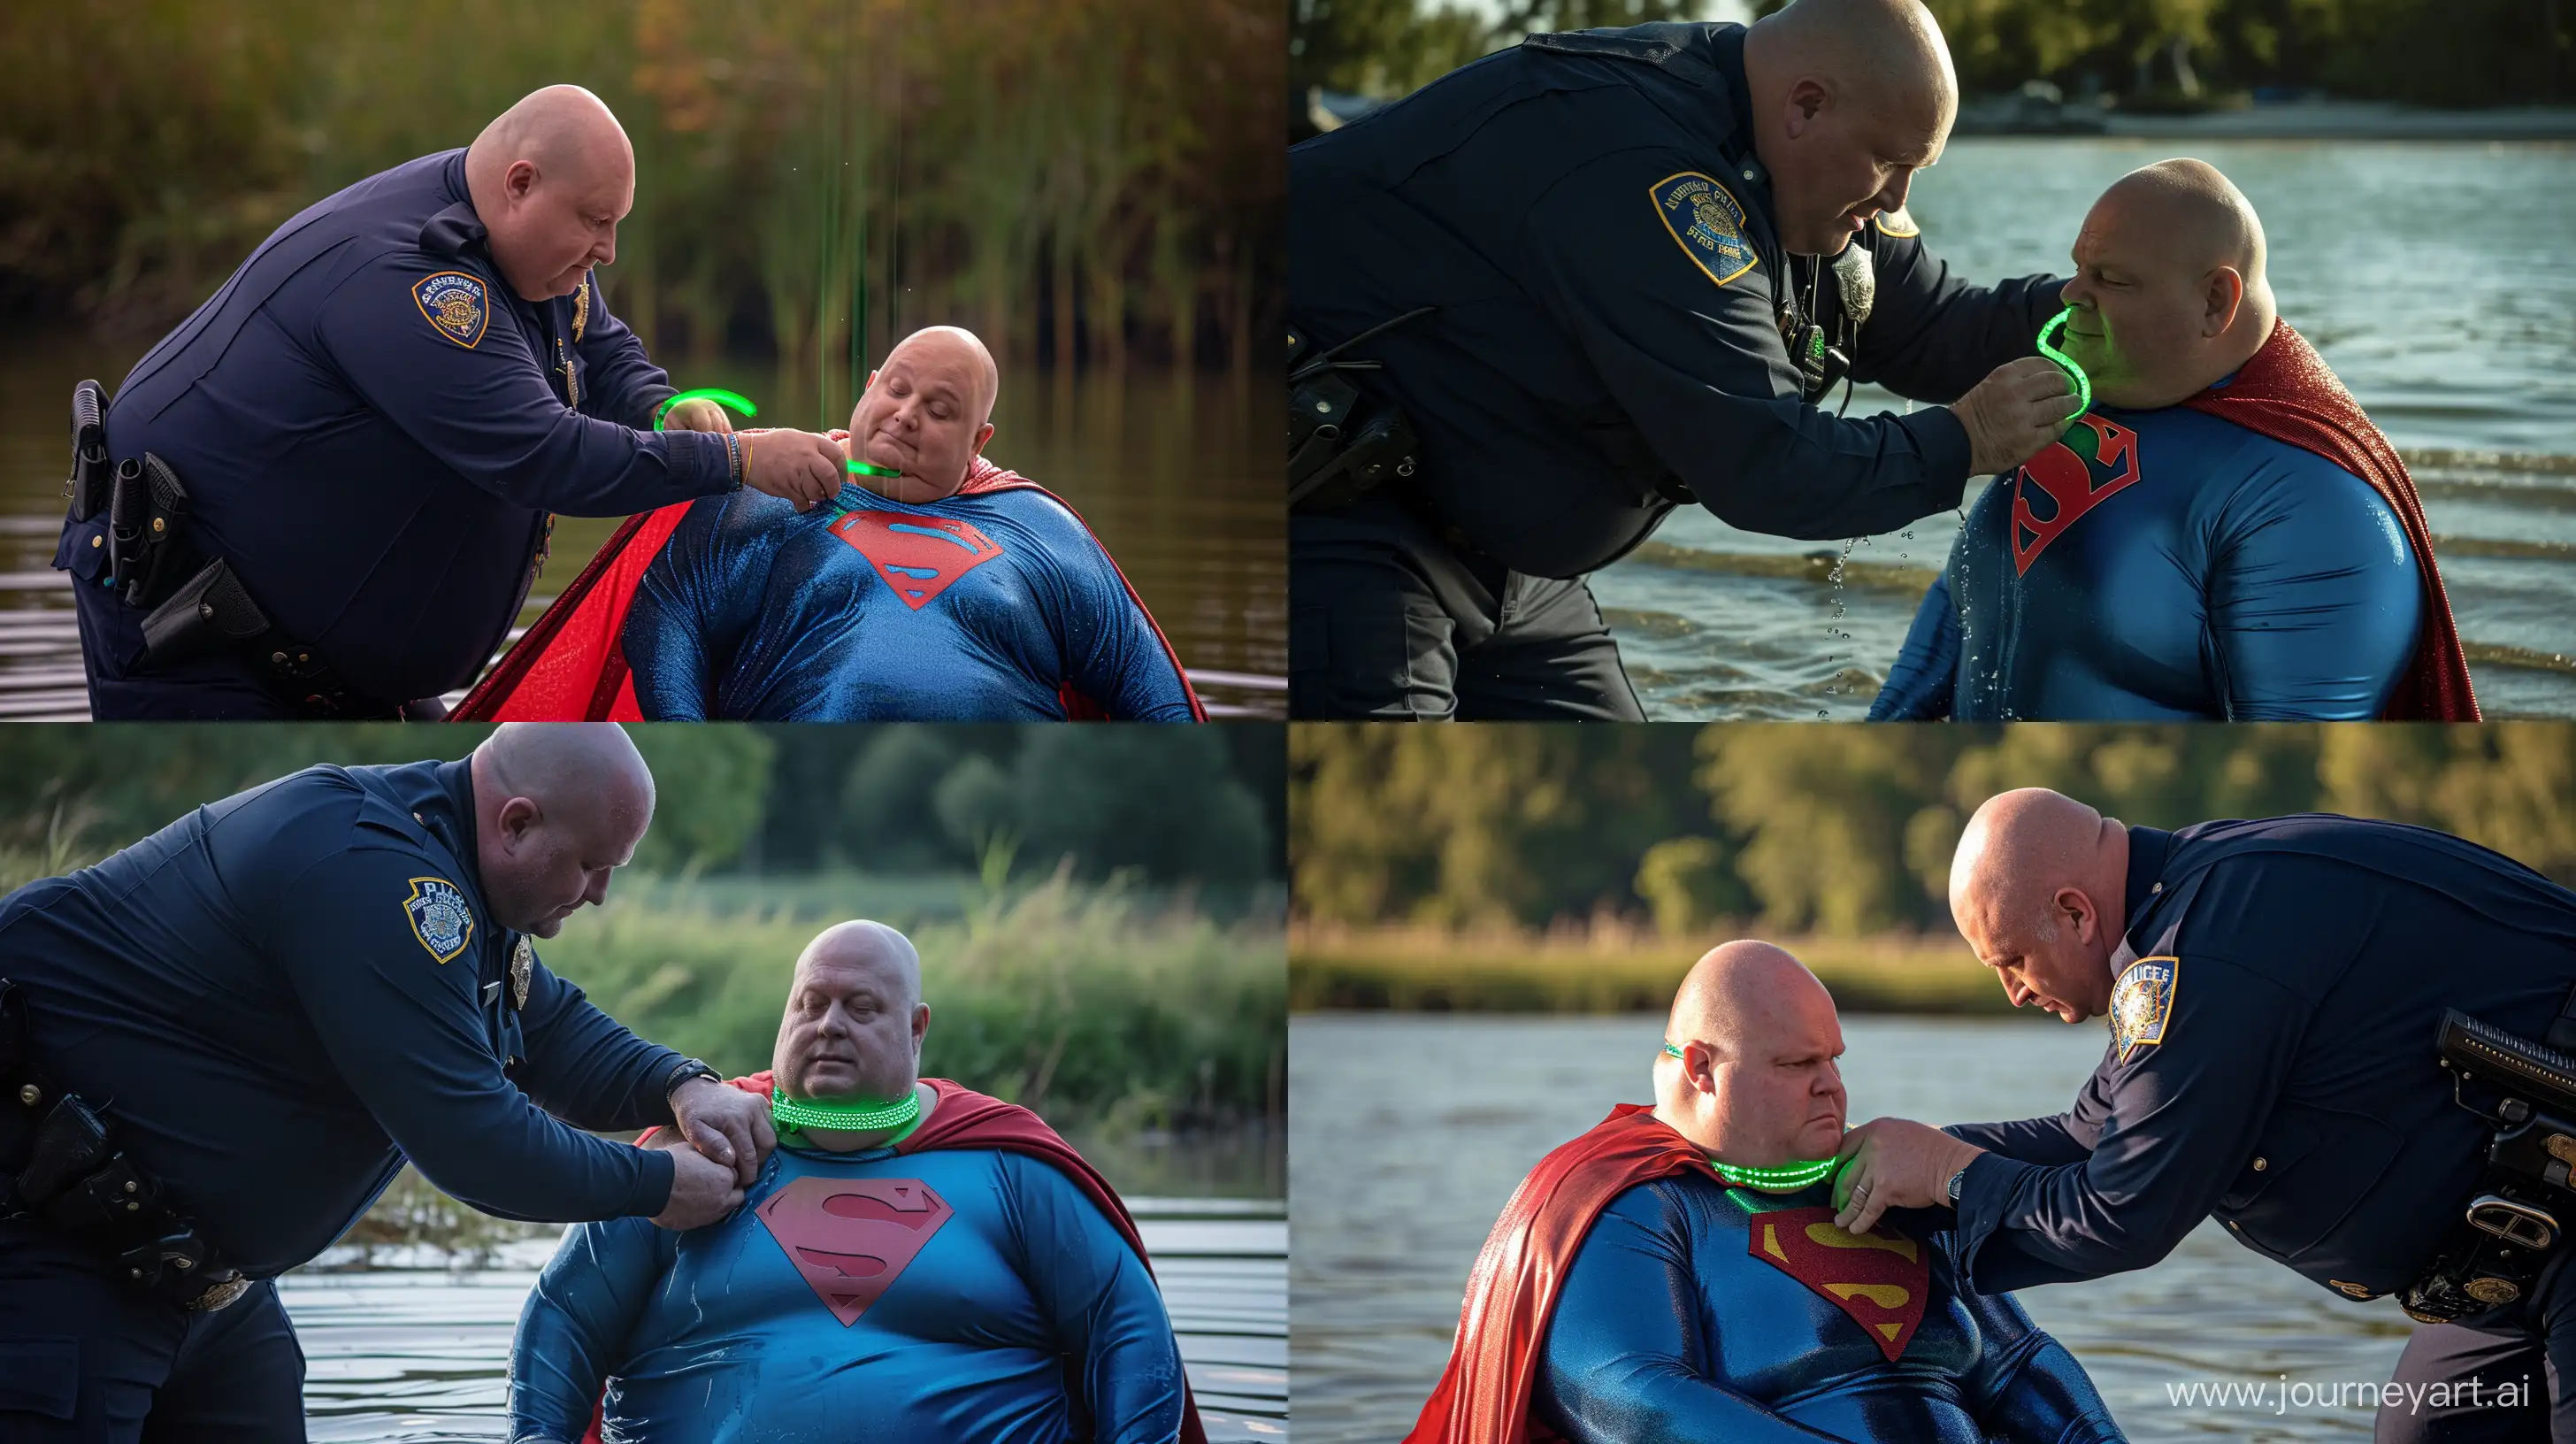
[2175,322,2478,719]
[1401,1106,1714,1444]
[453,439,1204,720]
[584,1075,1208,1444]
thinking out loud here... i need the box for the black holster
[0,978,248,1312]
[1288,314,1429,513]
[2404,1010,2576,1322]
[66,380,111,521]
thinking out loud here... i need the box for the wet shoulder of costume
[511,1138,1185,1443]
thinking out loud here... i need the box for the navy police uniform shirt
[64,149,735,705]
[0,759,687,1280]
[1288,21,2066,579]
[1947,815,2576,1304]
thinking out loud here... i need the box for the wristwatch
[1946,1163,1969,1205]
[664,1057,722,1099]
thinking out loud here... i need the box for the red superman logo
[828,511,1005,610]
[2009,415,2141,576]
[754,1176,954,1325]
[1746,1205,1930,1362]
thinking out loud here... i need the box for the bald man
[65,84,847,719]
[560,324,1200,720]
[0,725,776,1439]
[1873,159,2473,721]
[510,921,1202,1444]
[1403,941,2123,1444]
[1291,0,2080,720]
[1834,789,2576,1441]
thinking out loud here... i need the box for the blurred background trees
[1291,724,2576,938]
[1,0,1281,391]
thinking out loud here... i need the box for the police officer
[57,84,849,718]
[1289,0,2081,719]
[1831,787,2576,1442]
[0,724,772,1438]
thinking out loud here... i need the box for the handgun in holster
[109,452,191,609]
[2403,1010,2576,1321]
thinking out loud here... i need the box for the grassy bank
[1292,924,2020,1016]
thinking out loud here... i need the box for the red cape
[453,439,1204,721]
[2176,322,2478,720]
[586,1074,1208,1444]
[1402,1106,1714,1444]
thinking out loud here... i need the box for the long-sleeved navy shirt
[1947,816,2576,1305]
[67,149,733,704]
[0,759,686,1279]
[510,1142,1186,1444]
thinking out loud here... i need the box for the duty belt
[0,979,250,1312]
[2401,1010,2576,1323]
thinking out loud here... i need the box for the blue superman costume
[455,436,1202,721]
[1402,1107,2123,1444]
[1870,323,2477,722]
[514,1074,1208,1444]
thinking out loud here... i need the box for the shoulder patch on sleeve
[1651,172,1759,288]
[2111,955,2177,1062]
[412,271,489,349]
[402,876,476,964]
[1873,208,1920,239]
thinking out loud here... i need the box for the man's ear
[2203,267,2246,337]
[1783,77,1829,135]
[970,421,994,459]
[505,160,539,204]
[911,1002,931,1057]
[494,795,541,851]
[2058,885,2101,944]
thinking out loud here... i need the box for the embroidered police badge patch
[403,877,475,964]
[413,271,489,349]
[1874,208,1921,239]
[1651,173,1757,288]
[2111,955,2178,1062]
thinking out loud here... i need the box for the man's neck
[791,1079,936,1154]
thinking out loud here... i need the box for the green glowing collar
[847,459,902,478]
[1709,1156,1840,1191]
[2036,308,2093,426]
[653,388,758,430]
[772,1087,923,1144]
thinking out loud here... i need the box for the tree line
[1290,724,2576,936]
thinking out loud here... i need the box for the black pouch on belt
[141,557,272,668]
[65,380,110,522]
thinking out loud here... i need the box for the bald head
[775,920,932,1103]
[1653,941,1848,1164]
[1948,789,2130,1022]
[2060,158,2277,407]
[1743,0,1957,256]
[464,85,634,301]
[468,724,655,936]
[847,325,1002,502]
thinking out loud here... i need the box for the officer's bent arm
[315,254,732,518]
[510,961,691,1133]
[2206,457,2423,722]
[264,835,675,1223]
[1028,500,1200,722]
[1869,568,1960,720]
[1951,1240,2128,1443]
[1517,151,1970,542]
[1011,1156,1189,1444]
[569,273,682,432]
[1945,1065,2120,1167]
[1532,1184,1850,1444]
[1951,952,2308,1293]
[510,1216,673,1444]
[1848,227,2063,405]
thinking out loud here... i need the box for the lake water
[1594,138,2576,719]
[282,1194,1288,1441]
[1291,1012,2422,1443]
[0,338,1283,718]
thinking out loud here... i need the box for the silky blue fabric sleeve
[1950,1240,2127,1444]
[1533,1186,1849,1444]
[509,1216,675,1444]
[1870,569,1960,720]
[625,492,795,720]
[1004,1153,1188,1444]
[2206,457,2421,721]
[509,956,688,1133]
[569,272,677,433]
[1017,495,1198,721]
[256,805,674,1225]
[311,253,729,516]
